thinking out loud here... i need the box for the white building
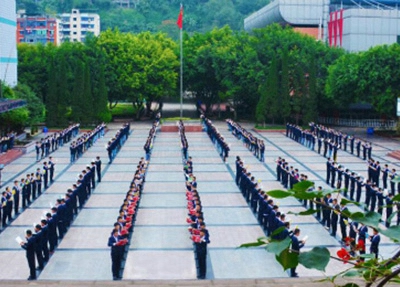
[59,9,100,43]
[0,0,18,86]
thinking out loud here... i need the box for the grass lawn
[109,103,138,117]
[255,124,286,130]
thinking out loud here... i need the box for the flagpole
[179,4,183,118]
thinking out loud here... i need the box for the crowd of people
[235,156,305,277]
[326,158,399,227]
[179,120,189,160]
[143,116,160,161]
[185,159,210,280]
[286,123,372,161]
[201,115,229,162]
[226,119,265,162]
[19,157,102,280]
[0,132,16,154]
[108,157,147,280]
[106,123,130,163]
[35,124,80,162]
[70,123,105,163]
[0,156,58,230]
[274,156,390,263]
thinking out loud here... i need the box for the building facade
[328,7,400,52]
[59,9,100,43]
[16,15,60,45]
[244,0,400,52]
[0,0,18,86]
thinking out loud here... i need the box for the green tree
[0,84,29,133]
[13,83,45,127]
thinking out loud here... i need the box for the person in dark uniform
[47,211,58,253]
[30,173,36,200]
[330,199,339,237]
[350,136,355,154]
[339,203,349,241]
[36,168,42,196]
[33,224,44,270]
[370,228,380,259]
[326,158,331,184]
[90,162,96,189]
[357,223,368,262]
[290,228,305,277]
[21,178,28,209]
[108,229,127,280]
[386,193,394,228]
[95,156,102,182]
[322,194,332,229]
[195,230,210,279]
[20,229,37,280]
[382,164,389,189]
[43,162,49,189]
[40,219,50,262]
[49,157,55,183]
[12,180,20,215]
[356,139,361,157]
[25,174,32,205]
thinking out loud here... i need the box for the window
[73,32,77,35]
[73,24,77,28]
[397,35,400,44]
[73,17,77,21]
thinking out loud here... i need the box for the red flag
[176,5,183,29]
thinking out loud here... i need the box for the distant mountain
[16,0,270,37]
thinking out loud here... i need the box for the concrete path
[123,130,197,280]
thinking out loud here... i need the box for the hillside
[16,0,270,37]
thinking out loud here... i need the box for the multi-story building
[16,14,60,45]
[0,0,18,86]
[244,0,400,52]
[59,9,100,43]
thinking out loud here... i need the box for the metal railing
[317,117,397,129]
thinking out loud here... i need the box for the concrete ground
[0,113,398,284]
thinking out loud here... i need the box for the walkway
[38,123,151,280]
[123,130,196,279]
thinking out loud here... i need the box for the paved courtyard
[0,119,398,281]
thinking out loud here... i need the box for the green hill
[17,0,270,37]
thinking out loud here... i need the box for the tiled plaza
[0,120,398,281]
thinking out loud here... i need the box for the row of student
[70,123,105,162]
[273,157,385,263]
[18,158,102,280]
[326,158,399,227]
[106,122,130,163]
[179,120,189,160]
[235,156,306,277]
[0,157,55,229]
[309,122,373,158]
[108,158,147,280]
[144,115,160,161]
[35,124,80,161]
[201,114,229,162]
[286,123,373,161]
[0,131,16,153]
[185,159,210,280]
[275,157,310,190]
[226,119,265,162]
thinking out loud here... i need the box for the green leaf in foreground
[288,209,318,216]
[292,180,314,192]
[349,211,381,229]
[298,247,330,272]
[266,237,292,255]
[276,248,298,270]
[267,190,293,199]
[380,226,400,243]
[239,241,266,248]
